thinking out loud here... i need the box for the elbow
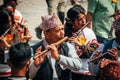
[73,59,82,71]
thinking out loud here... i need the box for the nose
[60,29,64,37]
[82,18,86,25]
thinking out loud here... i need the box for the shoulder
[83,27,94,32]
[15,9,22,17]
[83,28,96,38]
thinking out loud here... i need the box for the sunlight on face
[74,13,86,31]
[46,24,64,44]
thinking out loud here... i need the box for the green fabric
[88,0,120,39]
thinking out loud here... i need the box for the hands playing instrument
[34,44,60,67]
[107,48,118,61]
[90,47,119,63]
[34,46,47,67]
[46,44,59,61]
[33,37,68,67]
[68,36,82,47]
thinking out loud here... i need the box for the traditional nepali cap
[40,14,62,31]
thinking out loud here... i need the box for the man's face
[45,24,64,44]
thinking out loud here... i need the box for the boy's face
[73,13,86,31]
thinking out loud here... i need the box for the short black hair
[9,43,31,69]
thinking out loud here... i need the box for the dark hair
[0,8,14,36]
[65,5,86,37]
[9,43,31,69]
[2,1,16,11]
[3,0,17,5]
[67,5,86,22]
[73,5,86,15]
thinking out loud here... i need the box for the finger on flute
[33,36,68,60]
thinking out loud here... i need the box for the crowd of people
[0,0,120,80]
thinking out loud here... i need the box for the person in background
[65,5,98,80]
[3,0,25,25]
[0,7,14,80]
[70,0,79,6]
[45,0,66,24]
[89,17,120,80]
[87,0,120,43]
[1,0,32,43]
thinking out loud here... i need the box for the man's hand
[46,44,59,61]
[68,36,82,47]
[107,47,118,61]
[34,46,47,67]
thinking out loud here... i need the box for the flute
[0,27,11,48]
[33,36,68,60]
[89,52,108,63]
[89,46,120,63]
[76,21,89,35]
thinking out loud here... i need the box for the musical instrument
[12,22,32,43]
[79,43,99,58]
[0,27,12,48]
[33,22,90,59]
[33,36,68,60]
[76,22,89,35]
[89,51,108,63]
[89,46,120,63]
[98,58,120,80]
[20,27,32,43]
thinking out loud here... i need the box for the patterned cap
[40,14,62,31]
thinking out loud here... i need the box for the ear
[44,31,49,39]
[26,60,31,69]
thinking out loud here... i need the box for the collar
[8,76,26,80]
[43,38,49,47]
